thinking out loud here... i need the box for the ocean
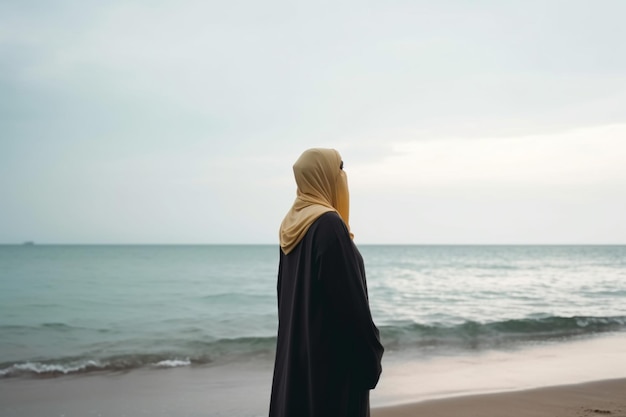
[1,244,625,379]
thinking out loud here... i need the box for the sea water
[1,245,625,378]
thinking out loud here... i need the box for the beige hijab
[279,148,351,254]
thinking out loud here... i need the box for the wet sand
[373,378,626,417]
[1,372,624,417]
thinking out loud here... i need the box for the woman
[269,148,384,417]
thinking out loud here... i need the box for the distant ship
[22,241,35,246]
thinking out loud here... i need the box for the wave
[380,315,626,351]
[0,354,203,378]
[0,360,106,377]
[0,336,276,378]
[2,315,624,378]
[1,323,111,333]
[154,359,191,368]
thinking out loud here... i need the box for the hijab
[279,148,351,254]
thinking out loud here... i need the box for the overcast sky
[2,0,625,244]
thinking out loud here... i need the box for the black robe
[269,212,384,417]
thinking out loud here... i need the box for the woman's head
[279,148,352,254]
[292,148,349,226]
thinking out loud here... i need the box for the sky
[1,0,625,244]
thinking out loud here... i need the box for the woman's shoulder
[314,211,344,228]
[310,211,350,242]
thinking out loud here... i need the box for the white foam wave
[0,360,103,377]
[153,358,191,368]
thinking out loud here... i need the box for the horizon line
[2,242,625,246]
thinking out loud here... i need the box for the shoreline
[372,332,626,407]
[1,333,625,416]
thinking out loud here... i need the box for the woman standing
[269,148,384,417]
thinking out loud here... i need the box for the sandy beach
[374,378,626,417]
[1,333,625,416]
[1,371,624,417]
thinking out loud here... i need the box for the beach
[1,332,625,417]
[374,378,626,417]
[1,370,624,417]
[373,332,626,417]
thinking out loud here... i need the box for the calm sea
[1,245,625,378]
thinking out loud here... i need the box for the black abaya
[269,212,384,417]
